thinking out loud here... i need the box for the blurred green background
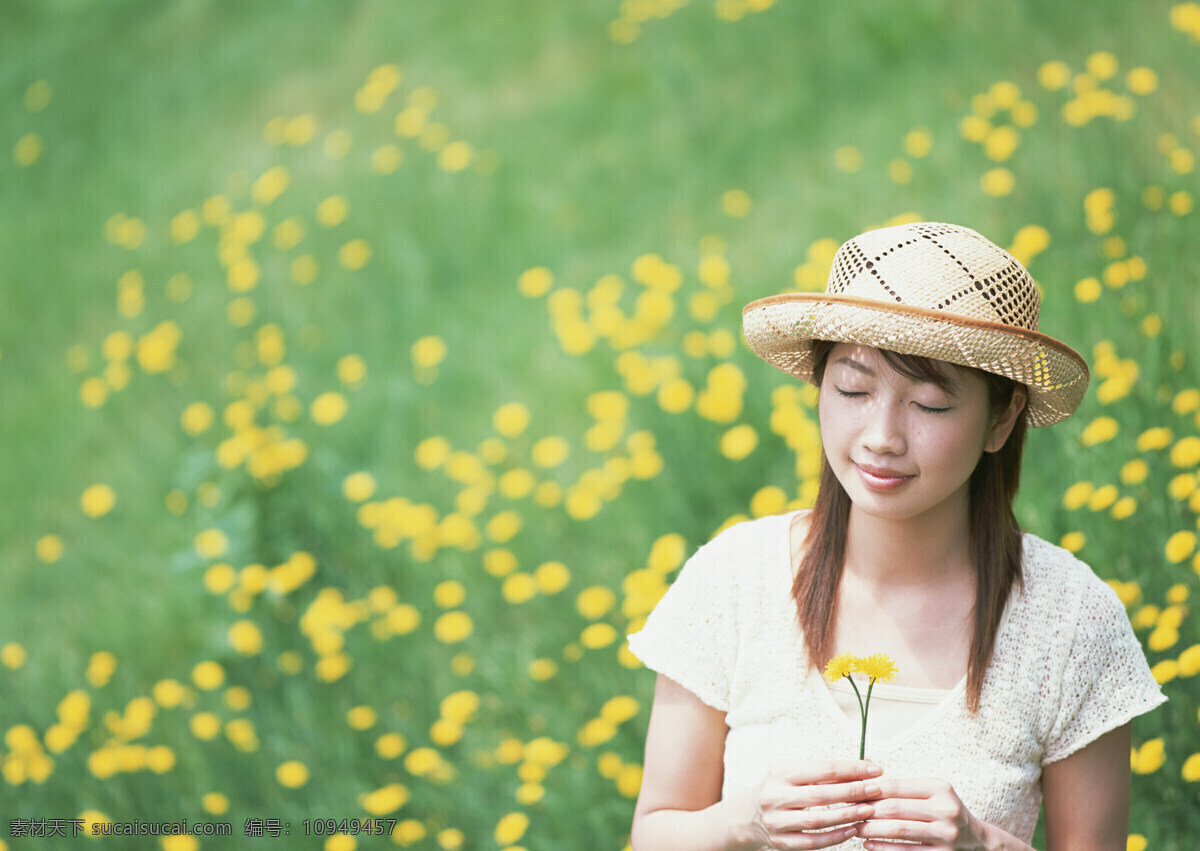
[2,0,1199,848]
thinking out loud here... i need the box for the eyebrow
[834,355,962,396]
[835,356,875,377]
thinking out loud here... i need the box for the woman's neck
[842,503,973,588]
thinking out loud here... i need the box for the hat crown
[828,222,1041,332]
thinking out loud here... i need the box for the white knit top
[627,511,1166,847]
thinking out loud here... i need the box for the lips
[855,463,915,491]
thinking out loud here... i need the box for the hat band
[742,292,1089,376]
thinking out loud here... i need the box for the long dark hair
[794,340,1027,713]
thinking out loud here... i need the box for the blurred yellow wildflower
[494,812,530,845]
[276,760,309,787]
[518,267,554,298]
[1,643,26,669]
[81,484,116,518]
[434,611,473,643]
[981,168,1014,196]
[311,391,348,425]
[1131,738,1165,774]
[720,424,758,460]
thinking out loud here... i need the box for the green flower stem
[844,675,867,759]
[862,677,877,761]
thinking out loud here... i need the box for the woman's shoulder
[1016,532,1129,635]
[1019,533,1111,594]
[676,509,799,592]
[694,509,800,558]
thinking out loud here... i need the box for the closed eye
[914,402,951,414]
[834,387,866,399]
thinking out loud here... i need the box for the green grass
[0,0,1198,848]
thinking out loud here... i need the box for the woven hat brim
[742,293,1090,427]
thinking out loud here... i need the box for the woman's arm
[1041,722,1130,851]
[631,673,735,850]
[632,674,880,851]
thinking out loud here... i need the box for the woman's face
[817,343,1022,526]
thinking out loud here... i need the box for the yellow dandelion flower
[311,391,348,425]
[194,528,229,559]
[347,705,377,730]
[202,792,229,815]
[190,712,221,741]
[1137,427,1173,451]
[1111,497,1137,520]
[339,238,372,270]
[434,611,473,643]
[1179,644,1200,677]
[35,534,64,564]
[502,573,537,604]
[371,144,403,173]
[1060,531,1085,553]
[1087,484,1118,512]
[1182,753,1200,782]
[750,485,788,518]
[362,782,409,816]
[616,764,643,798]
[1120,459,1148,485]
[577,586,616,619]
[276,760,309,788]
[439,140,473,172]
[494,812,530,846]
[531,436,569,468]
[25,79,52,111]
[855,653,898,683]
[376,732,407,759]
[1,642,27,669]
[224,686,252,712]
[980,167,1015,196]
[833,147,862,173]
[14,132,43,167]
[721,189,753,217]
[412,335,447,368]
[1166,531,1197,563]
[823,652,856,683]
[581,623,618,649]
[601,695,640,724]
[192,660,225,690]
[528,658,557,681]
[434,580,466,608]
[487,510,523,543]
[534,561,571,594]
[1131,738,1165,774]
[518,267,554,298]
[720,424,758,460]
[342,471,376,502]
[80,484,116,518]
[227,620,263,655]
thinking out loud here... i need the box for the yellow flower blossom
[823,652,856,683]
[855,653,899,683]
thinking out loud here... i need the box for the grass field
[1,0,1199,848]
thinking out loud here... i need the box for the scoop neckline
[778,509,1015,752]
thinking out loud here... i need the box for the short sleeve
[1043,576,1167,763]
[626,539,737,712]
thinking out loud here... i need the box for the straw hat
[742,221,1089,427]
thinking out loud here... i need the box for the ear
[984,385,1028,453]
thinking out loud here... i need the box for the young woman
[627,222,1165,850]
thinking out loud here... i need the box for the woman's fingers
[857,816,959,846]
[782,759,883,786]
[764,803,875,834]
[773,823,862,850]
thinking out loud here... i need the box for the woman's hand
[854,776,992,850]
[726,759,882,850]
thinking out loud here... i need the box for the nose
[861,398,907,457]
